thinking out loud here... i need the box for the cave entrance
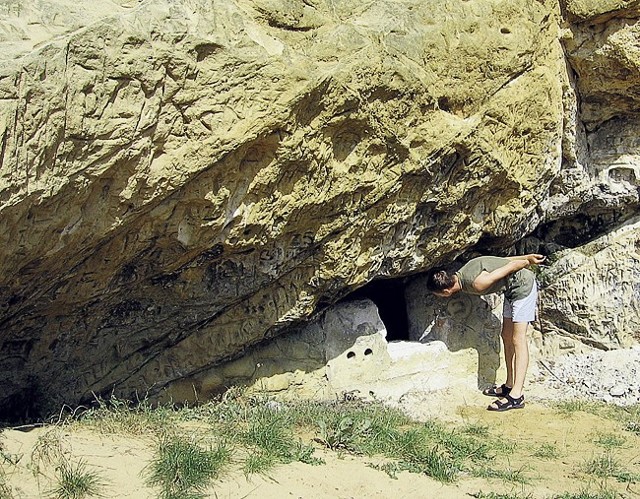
[342,278,410,341]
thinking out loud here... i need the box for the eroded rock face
[0,0,567,416]
[0,0,637,418]
[538,216,640,350]
[540,1,640,244]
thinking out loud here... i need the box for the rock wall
[538,216,640,351]
[540,0,640,243]
[166,298,491,417]
[0,0,638,418]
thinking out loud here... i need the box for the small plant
[0,464,13,499]
[531,443,561,459]
[552,489,623,499]
[30,428,68,477]
[242,451,275,476]
[367,461,403,479]
[291,441,324,466]
[471,492,533,499]
[79,396,170,436]
[146,434,231,499]
[471,465,530,484]
[581,452,639,483]
[582,452,621,478]
[555,399,594,416]
[417,446,459,483]
[0,478,13,499]
[315,416,371,452]
[592,432,626,449]
[462,423,491,437]
[49,459,107,499]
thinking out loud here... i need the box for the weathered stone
[534,346,640,405]
[538,217,640,350]
[538,5,640,249]
[0,0,570,416]
[169,297,506,410]
[322,300,392,393]
[610,385,627,397]
[562,0,640,21]
[405,274,506,387]
[2,0,640,418]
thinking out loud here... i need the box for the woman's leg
[508,321,529,399]
[501,318,515,389]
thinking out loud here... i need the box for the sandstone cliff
[0,0,638,419]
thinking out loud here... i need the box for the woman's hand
[526,254,546,265]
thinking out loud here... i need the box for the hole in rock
[342,278,410,342]
[364,348,373,356]
[437,96,451,112]
[347,351,356,359]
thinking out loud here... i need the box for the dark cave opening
[342,278,410,342]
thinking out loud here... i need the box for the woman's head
[426,269,458,296]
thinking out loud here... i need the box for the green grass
[29,428,67,478]
[77,396,172,436]
[207,396,325,475]
[531,443,561,459]
[554,400,598,416]
[471,492,533,499]
[22,391,639,495]
[552,490,624,498]
[145,435,231,499]
[471,465,531,484]
[581,452,639,483]
[462,423,491,437]
[49,459,107,499]
[554,400,640,431]
[625,420,640,434]
[202,394,509,484]
[592,432,626,449]
[309,410,510,483]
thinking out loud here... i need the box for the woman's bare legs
[501,318,515,390]
[508,320,529,399]
[490,318,529,407]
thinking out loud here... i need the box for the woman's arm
[506,254,546,265]
[472,254,545,293]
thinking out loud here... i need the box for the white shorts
[503,280,538,323]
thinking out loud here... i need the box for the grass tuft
[581,452,639,483]
[311,411,509,483]
[29,428,68,478]
[531,443,561,459]
[625,420,640,434]
[552,489,624,498]
[471,465,531,484]
[555,400,596,416]
[78,396,171,436]
[471,492,533,499]
[49,459,107,499]
[592,432,626,449]
[146,435,230,499]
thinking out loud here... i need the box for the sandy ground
[2,387,639,499]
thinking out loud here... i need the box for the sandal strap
[505,393,524,404]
